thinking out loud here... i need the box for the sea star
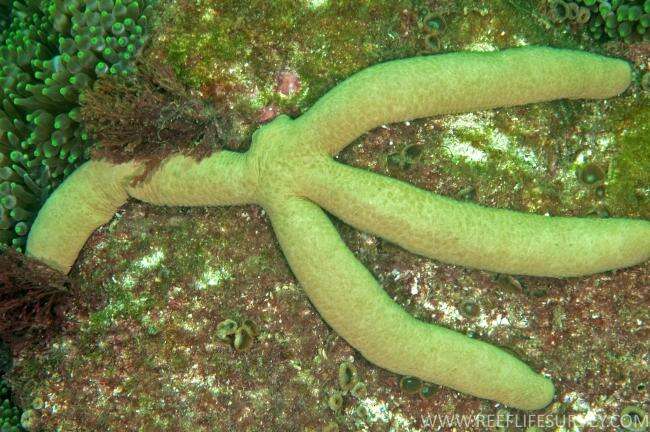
[25,47,650,410]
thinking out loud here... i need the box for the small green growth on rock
[387,153,404,169]
[566,2,580,20]
[386,144,425,170]
[327,391,344,412]
[20,409,36,431]
[240,319,259,337]
[425,33,441,50]
[233,325,254,350]
[496,408,512,431]
[456,186,477,201]
[552,305,566,331]
[577,163,605,185]
[576,6,591,24]
[404,144,424,160]
[420,384,438,399]
[620,405,648,432]
[399,376,422,394]
[30,397,43,410]
[337,361,358,392]
[587,206,611,218]
[216,319,238,340]
[549,0,571,22]
[460,299,481,318]
[422,13,445,35]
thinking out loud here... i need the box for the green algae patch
[607,104,650,218]
[161,0,419,87]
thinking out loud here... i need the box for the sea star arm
[125,151,254,206]
[267,196,554,410]
[303,159,650,277]
[26,160,140,273]
[27,151,252,273]
[294,46,631,156]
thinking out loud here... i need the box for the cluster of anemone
[326,362,368,413]
[0,0,153,251]
[548,0,650,41]
[215,318,258,350]
[0,380,23,432]
[50,0,154,77]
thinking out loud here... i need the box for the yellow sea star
[26,47,649,410]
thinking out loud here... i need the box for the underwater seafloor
[2,0,650,431]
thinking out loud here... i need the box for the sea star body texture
[26,47,650,410]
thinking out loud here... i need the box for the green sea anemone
[460,299,481,318]
[215,318,238,340]
[337,361,358,392]
[621,405,648,432]
[547,0,650,42]
[0,0,10,35]
[0,0,154,250]
[399,376,422,394]
[233,325,254,350]
[0,380,24,432]
[327,391,344,412]
[419,384,437,399]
